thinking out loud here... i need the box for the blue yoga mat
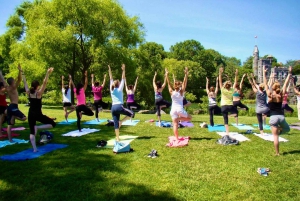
[155,121,172,127]
[208,124,226,132]
[84,119,107,125]
[231,123,254,130]
[1,144,68,161]
[253,124,271,130]
[0,139,29,148]
[122,120,140,126]
[58,119,77,125]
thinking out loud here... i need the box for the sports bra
[233,91,240,97]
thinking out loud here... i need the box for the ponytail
[30,80,40,94]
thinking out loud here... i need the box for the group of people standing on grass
[0,63,299,155]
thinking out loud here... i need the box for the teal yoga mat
[84,119,107,125]
[121,120,140,126]
[231,123,254,130]
[58,119,77,125]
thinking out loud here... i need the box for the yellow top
[221,87,233,106]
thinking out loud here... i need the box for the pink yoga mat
[0,133,20,139]
[166,136,190,147]
[2,127,26,131]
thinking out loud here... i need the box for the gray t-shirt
[256,90,269,114]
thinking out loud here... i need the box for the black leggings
[127,102,141,110]
[233,100,249,117]
[94,99,108,119]
[208,105,221,126]
[155,99,171,117]
[221,105,237,125]
[256,113,264,131]
[282,104,294,113]
[76,105,94,131]
[28,112,56,135]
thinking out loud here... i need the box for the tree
[262,55,279,67]
[169,39,204,61]
[292,64,300,75]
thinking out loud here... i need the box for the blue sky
[1,0,299,64]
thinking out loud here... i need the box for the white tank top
[171,90,183,109]
[297,95,300,103]
[62,88,71,103]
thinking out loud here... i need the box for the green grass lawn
[0,105,300,201]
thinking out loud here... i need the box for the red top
[0,94,7,106]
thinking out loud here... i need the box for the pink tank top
[74,88,86,105]
[282,93,288,104]
[92,86,103,100]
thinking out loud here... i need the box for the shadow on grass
[283,150,300,155]
[136,136,156,140]
[191,137,215,141]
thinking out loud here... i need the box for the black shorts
[0,106,7,115]
[183,98,188,106]
[63,102,72,107]
[221,105,237,114]
[7,104,26,125]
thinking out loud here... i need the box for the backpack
[39,131,53,144]
[217,135,239,145]
[96,140,107,148]
[113,141,131,153]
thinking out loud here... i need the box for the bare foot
[116,137,120,141]
[9,139,14,143]
[33,149,39,153]
[275,153,280,156]
[96,118,99,122]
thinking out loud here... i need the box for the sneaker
[151,150,158,158]
[147,149,154,157]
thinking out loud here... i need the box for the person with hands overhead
[206,76,221,127]
[109,64,134,141]
[0,70,8,136]
[125,76,141,110]
[62,75,75,122]
[293,80,300,122]
[91,73,108,121]
[173,73,191,107]
[70,71,94,132]
[22,67,56,152]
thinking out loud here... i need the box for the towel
[166,136,190,147]
[253,133,288,142]
[84,119,107,125]
[0,138,29,148]
[156,121,172,127]
[62,128,100,137]
[121,120,140,126]
[231,123,254,130]
[1,144,68,161]
[216,132,250,142]
[0,133,20,139]
[58,119,77,125]
[2,127,26,131]
[208,124,226,132]
[180,121,194,127]
[252,124,271,130]
[103,135,139,148]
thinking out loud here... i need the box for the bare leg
[225,124,229,135]
[115,129,120,141]
[184,102,191,107]
[7,124,14,142]
[119,116,130,129]
[177,114,192,122]
[34,124,54,136]
[30,134,38,152]
[235,117,238,126]
[271,126,280,156]
[0,114,4,137]
[172,119,179,140]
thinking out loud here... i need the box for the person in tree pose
[173,74,191,107]
[153,71,171,126]
[5,64,27,142]
[0,71,8,136]
[247,74,270,135]
[233,72,249,125]
[263,66,291,156]
[281,79,294,113]
[70,71,94,132]
[22,68,56,152]
[108,64,134,141]
[206,76,221,127]
[125,76,141,110]
[293,83,300,122]
[218,67,238,135]
[62,75,75,122]
[91,73,108,121]
[166,68,192,140]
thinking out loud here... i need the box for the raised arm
[263,66,271,97]
[218,67,223,88]
[118,64,125,92]
[91,74,95,87]
[239,74,246,90]
[22,73,29,94]
[173,73,176,84]
[165,69,172,94]
[69,75,75,89]
[83,71,88,91]
[233,69,238,89]
[61,76,65,89]
[101,74,107,88]
[161,72,167,90]
[247,74,258,93]
[124,77,129,93]
[133,76,138,93]
[182,67,188,92]
[38,67,54,95]
[282,67,292,95]
[250,73,259,89]
[294,83,300,95]
[206,77,209,95]
[215,77,219,94]
[15,64,22,88]
[153,71,157,91]
[0,70,8,87]
[108,65,113,81]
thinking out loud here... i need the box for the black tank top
[268,102,283,116]
[29,93,42,114]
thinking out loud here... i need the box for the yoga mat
[180,121,194,127]
[1,144,68,161]
[217,132,250,142]
[2,127,26,131]
[231,123,254,130]
[166,136,190,147]
[62,128,100,137]
[290,122,300,126]
[208,124,226,132]
[58,119,77,125]
[103,135,139,148]
[252,124,271,130]
[253,133,288,142]
[0,133,20,139]
[290,126,300,130]
[0,138,29,148]
[84,119,107,125]
[121,120,140,126]
[155,121,172,127]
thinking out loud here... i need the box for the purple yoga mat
[290,126,300,130]
[180,121,194,127]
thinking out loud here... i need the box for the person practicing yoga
[206,76,221,127]
[22,68,57,152]
[70,71,94,132]
[263,66,291,156]
[108,64,134,141]
[173,74,191,107]
[218,67,238,135]
[247,74,270,135]
[125,76,141,110]
[0,72,7,136]
[62,75,75,122]
[293,83,300,122]
[91,73,108,121]
[166,67,192,140]
[153,71,171,126]
[281,79,294,114]
[5,64,27,142]
[233,72,248,125]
